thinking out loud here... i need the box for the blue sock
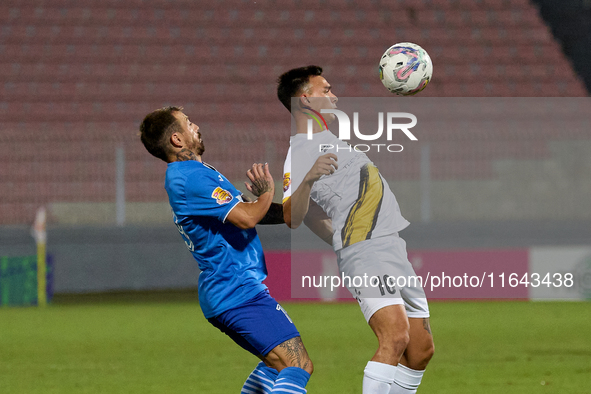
[271,367,311,393]
[241,362,279,394]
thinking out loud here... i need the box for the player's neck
[172,149,202,162]
[294,113,327,135]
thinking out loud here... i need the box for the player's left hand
[245,163,274,197]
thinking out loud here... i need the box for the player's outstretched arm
[284,153,338,229]
[226,163,274,229]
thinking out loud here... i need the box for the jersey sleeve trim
[222,199,241,223]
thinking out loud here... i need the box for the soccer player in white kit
[277,66,434,394]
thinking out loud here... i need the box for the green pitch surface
[1,300,590,393]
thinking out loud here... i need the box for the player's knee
[395,330,411,350]
[266,336,314,374]
[409,338,434,370]
[423,339,435,364]
[379,330,410,354]
[302,357,314,375]
[290,350,313,375]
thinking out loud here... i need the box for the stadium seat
[417,10,441,26]
[457,0,486,9]
[443,9,467,26]
[467,10,491,25]
[482,0,509,10]
[508,0,532,8]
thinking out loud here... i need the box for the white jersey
[283,130,410,251]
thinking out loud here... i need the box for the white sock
[363,361,397,394]
[389,364,424,394]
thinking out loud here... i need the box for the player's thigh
[262,336,313,374]
[368,304,410,344]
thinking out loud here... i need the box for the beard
[195,132,205,155]
[196,142,205,156]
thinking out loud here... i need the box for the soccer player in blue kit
[139,106,313,394]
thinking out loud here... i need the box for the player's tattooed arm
[277,336,311,370]
[258,203,285,225]
[175,148,198,161]
[423,318,432,335]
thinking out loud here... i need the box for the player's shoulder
[166,161,221,192]
[167,160,216,179]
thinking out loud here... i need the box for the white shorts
[336,233,430,323]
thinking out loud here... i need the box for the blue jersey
[165,160,268,318]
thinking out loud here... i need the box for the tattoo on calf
[278,337,310,370]
[423,318,432,335]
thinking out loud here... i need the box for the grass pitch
[0,300,589,393]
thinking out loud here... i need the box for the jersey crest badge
[211,187,233,205]
[283,173,291,192]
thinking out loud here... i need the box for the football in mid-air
[379,42,433,96]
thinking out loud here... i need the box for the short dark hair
[139,106,183,162]
[277,65,323,112]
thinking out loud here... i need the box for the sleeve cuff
[222,199,241,223]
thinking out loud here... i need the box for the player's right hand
[305,153,338,184]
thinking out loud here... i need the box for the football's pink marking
[389,48,419,58]
[397,66,414,80]
[408,79,428,94]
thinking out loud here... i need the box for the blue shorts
[207,290,300,356]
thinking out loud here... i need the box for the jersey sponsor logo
[211,187,233,205]
[283,172,291,192]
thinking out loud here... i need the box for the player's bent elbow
[227,214,258,230]
[286,219,301,229]
[283,210,297,229]
[234,222,254,230]
[236,218,258,229]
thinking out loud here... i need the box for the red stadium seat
[430,0,455,9]
[442,9,466,27]
[417,10,441,26]
[455,0,484,10]
[467,10,491,25]
[482,0,508,10]
[508,0,533,9]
